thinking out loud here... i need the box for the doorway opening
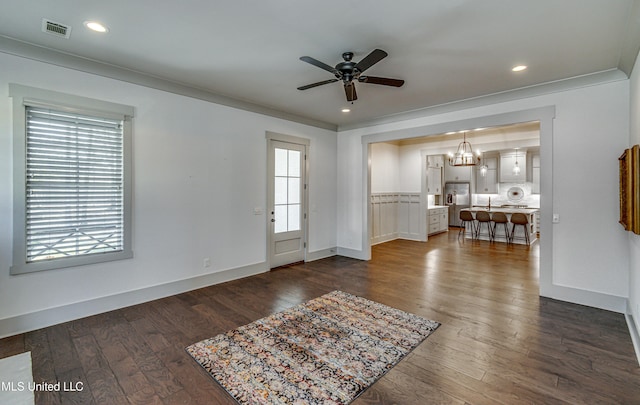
[363,106,555,297]
[370,122,541,245]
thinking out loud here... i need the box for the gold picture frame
[619,144,640,234]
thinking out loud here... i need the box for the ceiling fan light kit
[297,49,404,102]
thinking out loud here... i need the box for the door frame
[266,131,310,268]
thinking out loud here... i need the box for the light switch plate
[552,213,560,223]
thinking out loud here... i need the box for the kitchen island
[459,207,539,244]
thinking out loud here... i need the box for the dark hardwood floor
[2,230,639,404]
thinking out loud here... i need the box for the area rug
[0,351,35,405]
[186,290,440,404]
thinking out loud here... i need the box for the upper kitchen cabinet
[444,163,473,182]
[499,150,527,183]
[426,155,443,194]
[427,155,444,169]
[475,156,498,194]
[427,166,442,194]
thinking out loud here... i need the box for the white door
[268,140,306,268]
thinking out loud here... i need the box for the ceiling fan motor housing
[336,52,357,81]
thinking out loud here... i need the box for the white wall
[628,47,640,337]
[337,78,630,311]
[0,52,337,336]
[370,143,400,193]
[336,130,364,253]
[398,146,422,193]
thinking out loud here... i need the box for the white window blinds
[25,106,125,263]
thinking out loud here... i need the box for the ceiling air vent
[41,18,71,39]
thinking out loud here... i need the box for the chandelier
[448,132,479,166]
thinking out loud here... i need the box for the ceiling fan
[297,49,404,102]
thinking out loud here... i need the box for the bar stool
[459,210,476,240]
[510,213,530,245]
[475,210,493,240]
[491,212,510,243]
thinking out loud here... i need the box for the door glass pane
[274,177,287,205]
[275,148,288,177]
[288,204,300,231]
[272,145,303,234]
[288,150,301,177]
[288,178,300,204]
[274,205,287,233]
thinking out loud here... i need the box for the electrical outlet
[552,213,560,223]
[203,257,211,268]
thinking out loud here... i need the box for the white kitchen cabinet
[444,163,473,182]
[426,155,444,195]
[531,153,540,194]
[428,207,449,235]
[475,156,497,194]
[427,155,444,168]
[427,166,442,194]
[500,151,527,183]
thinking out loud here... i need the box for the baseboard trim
[397,235,423,242]
[540,283,627,313]
[336,247,369,260]
[371,234,397,246]
[626,301,640,366]
[0,262,268,339]
[306,248,337,262]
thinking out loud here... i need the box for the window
[10,84,133,274]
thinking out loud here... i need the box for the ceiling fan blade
[358,76,405,87]
[344,82,357,102]
[297,79,339,91]
[354,49,388,73]
[299,56,339,75]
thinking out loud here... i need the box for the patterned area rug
[186,290,440,404]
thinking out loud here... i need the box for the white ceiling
[1,0,639,129]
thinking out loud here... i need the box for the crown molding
[1,35,632,134]
[338,69,628,132]
[0,35,338,131]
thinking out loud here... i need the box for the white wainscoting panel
[371,193,398,245]
[398,193,422,240]
[371,193,421,244]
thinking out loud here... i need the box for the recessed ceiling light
[341,108,351,113]
[512,65,527,72]
[84,21,109,33]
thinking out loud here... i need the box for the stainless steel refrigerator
[444,182,471,227]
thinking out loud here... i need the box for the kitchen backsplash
[472,182,540,208]
[429,183,540,208]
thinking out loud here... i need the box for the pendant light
[448,132,479,166]
[512,148,521,175]
[479,151,488,176]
